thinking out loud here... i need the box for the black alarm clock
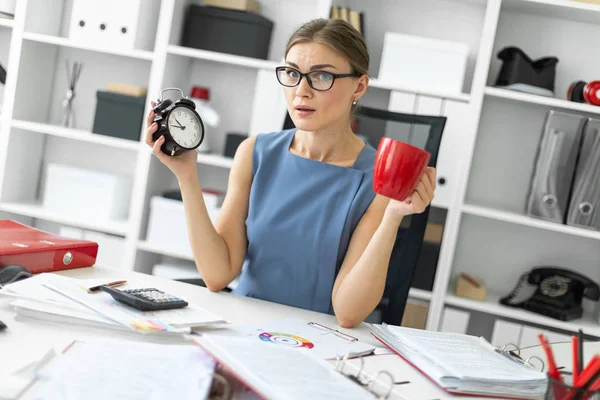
[152,88,205,156]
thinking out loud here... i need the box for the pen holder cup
[545,375,600,400]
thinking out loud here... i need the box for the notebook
[371,324,548,399]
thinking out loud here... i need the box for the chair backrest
[353,105,447,326]
[282,105,447,325]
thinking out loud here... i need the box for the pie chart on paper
[258,331,315,349]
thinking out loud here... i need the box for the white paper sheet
[34,339,216,400]
[211,317,376,360]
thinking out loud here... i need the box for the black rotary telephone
[152,88,205,156]
[500,267,600,321]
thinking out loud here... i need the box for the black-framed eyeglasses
[275,66,361,91]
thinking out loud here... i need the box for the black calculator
[100,286,189,311]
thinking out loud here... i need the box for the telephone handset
[500,267,600,321]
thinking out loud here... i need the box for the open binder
[371,324,548,399]
[192,334,406,400]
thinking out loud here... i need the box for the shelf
[485,87,600,115]
[0,201,129,236]
[408,288,433,301]
[12,120,141,151]
[196,153,233,169]
[167,45,280,70]
[0,18,13,28]
[501,0,600,24]
[369,79,471,103]
[461,204,600,241]
[445,292,600,337]
[22,32,154,60]
[137,240,194,261]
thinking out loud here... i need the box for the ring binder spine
[567,117,600,230]
[334,352,398,399]
[526,111,586,224]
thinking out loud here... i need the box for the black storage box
[494,46,559,96]
[181,5,274,60]
[93,91,146,142]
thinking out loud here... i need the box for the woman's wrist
[383,207,405,228]
[177,170,200,188]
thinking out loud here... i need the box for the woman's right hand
[145,101,199,181]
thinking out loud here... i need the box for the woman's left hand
[385,167,437,221]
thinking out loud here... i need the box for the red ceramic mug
[373,137,431,202]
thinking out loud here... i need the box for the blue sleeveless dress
[232,129,377,314]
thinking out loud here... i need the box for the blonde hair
[285,18,369,113]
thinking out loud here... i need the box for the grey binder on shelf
[526,110,586,223]
[567,117,600,231]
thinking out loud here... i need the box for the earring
[352,100,357,105]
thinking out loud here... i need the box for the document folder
[0,220,98,273]
[567,117,600,231]
[526,111,586,224]
[371,324,547,399]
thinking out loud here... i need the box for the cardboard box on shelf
[456,272,487,301]
[107,82,148,98]
[401,301,429,330]
[203,0,260,13]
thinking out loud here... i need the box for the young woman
[145,18,436,328]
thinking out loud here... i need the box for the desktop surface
[0,265,489,400]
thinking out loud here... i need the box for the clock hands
[173,117,186,130]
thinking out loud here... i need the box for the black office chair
[285,106,448,324]
[352,106,446,326]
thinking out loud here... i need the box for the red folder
[0,220,98,273]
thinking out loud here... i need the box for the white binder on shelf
[566,117,600,231]
[526,110,586,224]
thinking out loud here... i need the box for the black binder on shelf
[526,110,586,223]
[567,117,600,231]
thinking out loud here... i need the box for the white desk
[0,266,481,400]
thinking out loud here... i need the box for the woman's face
[282,42,367,132]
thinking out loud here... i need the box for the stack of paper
[35,339,217,400]
[372,324,548,399]
[0,274,226,335]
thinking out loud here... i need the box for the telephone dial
[500,267,600,321]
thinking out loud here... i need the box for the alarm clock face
[167,106,203,149]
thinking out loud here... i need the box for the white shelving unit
[22,32,155,60]
[1,0,599,341]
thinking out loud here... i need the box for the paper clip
[335,352,398,399]
[307,321,358,342]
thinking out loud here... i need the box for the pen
[579,329,585,376]
[573,335,580,383]
[574,356,600,399]
[88,280,127,294]
[539,334,562,382]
